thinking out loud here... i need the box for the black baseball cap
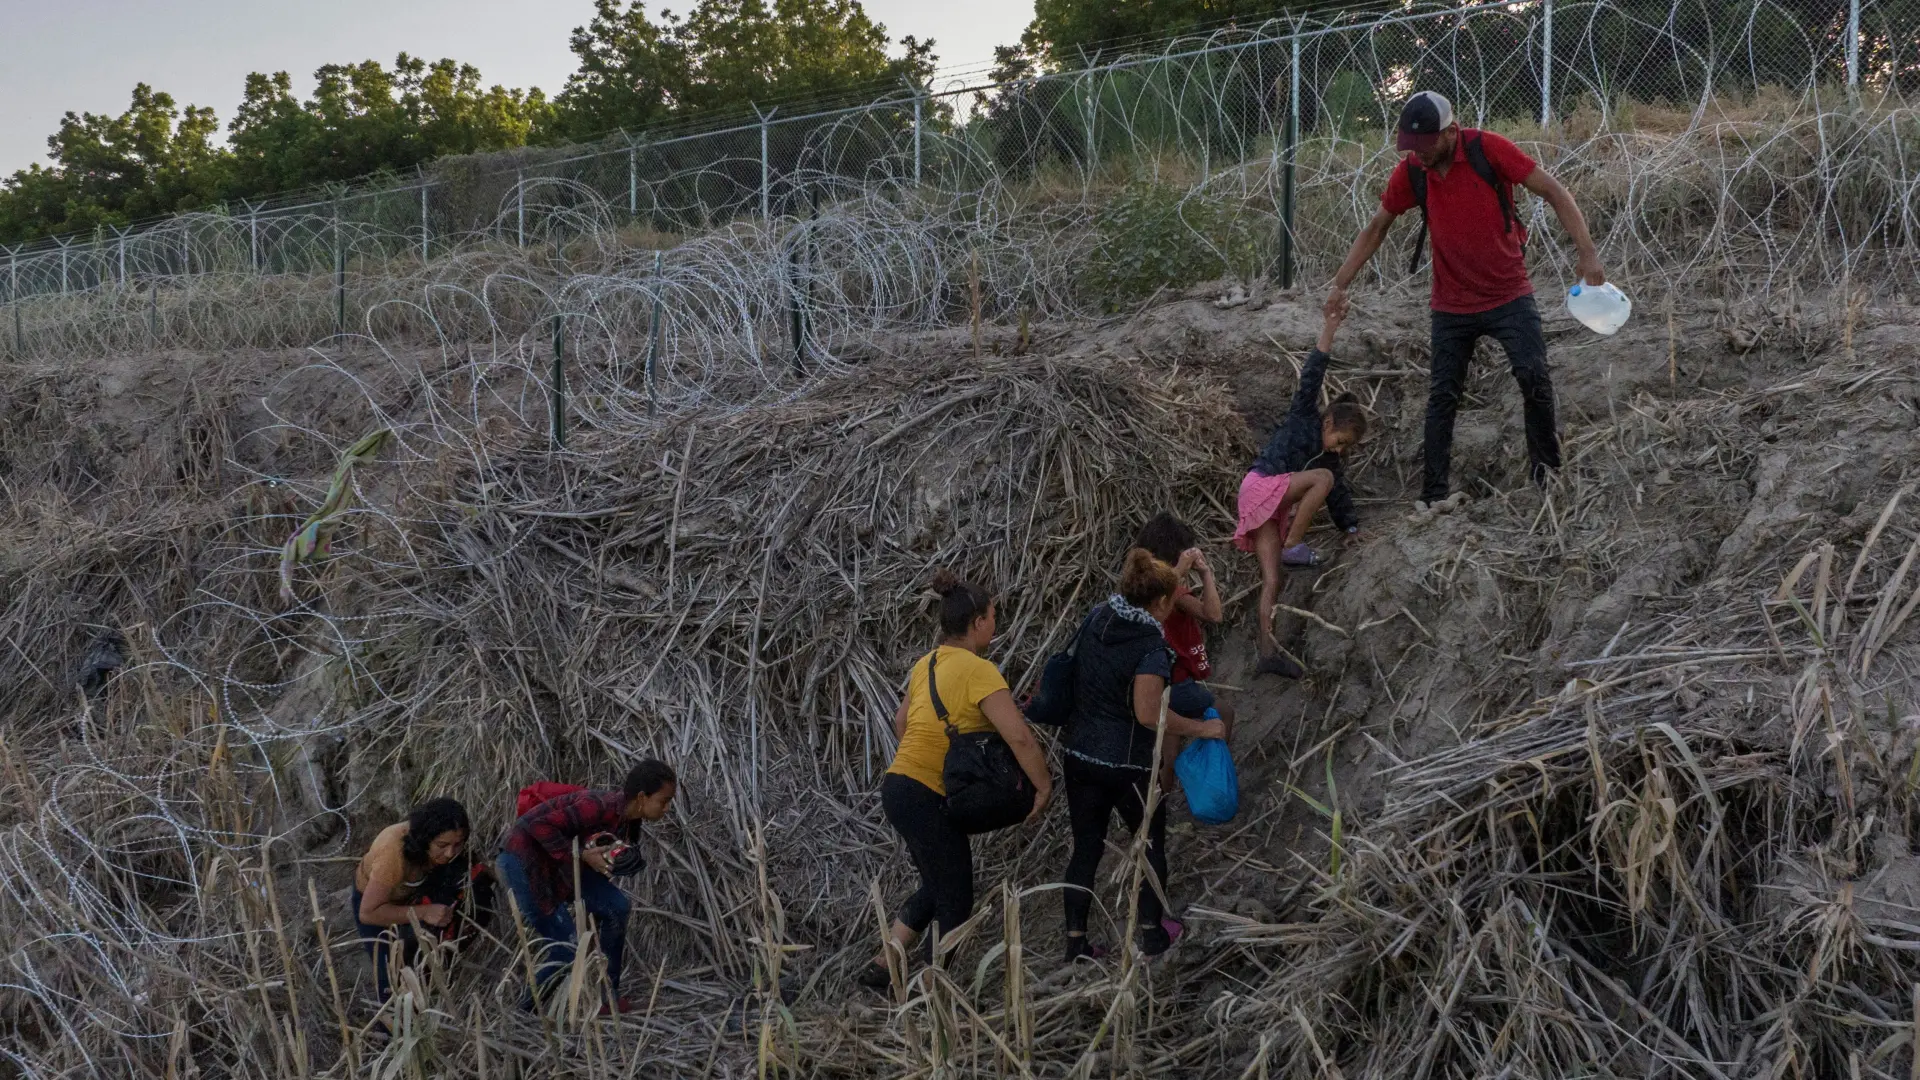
[1396,91,1455,151]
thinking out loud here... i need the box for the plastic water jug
[1566,282,1632,335]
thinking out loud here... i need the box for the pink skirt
[1233,470,1294,552]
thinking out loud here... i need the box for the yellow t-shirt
[886,645,1008,796]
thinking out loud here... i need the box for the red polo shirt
[1381,129,1539,314]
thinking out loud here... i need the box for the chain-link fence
[3,0,1916,366]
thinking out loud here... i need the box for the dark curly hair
[401,797,470,866]
[623,759,677,799]
[1134,511,1197,566]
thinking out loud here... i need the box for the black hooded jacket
[1248,349,1359,533]
[1064,600,1172,771]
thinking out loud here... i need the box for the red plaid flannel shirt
[501,789,628,915]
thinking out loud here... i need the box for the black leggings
[882,772,974,941]
[1062,755,1168,938]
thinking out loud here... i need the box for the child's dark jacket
[1249,349,1360,533]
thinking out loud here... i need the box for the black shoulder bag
[932,650,1035,835]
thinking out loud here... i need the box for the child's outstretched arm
[1315,305,1344,354]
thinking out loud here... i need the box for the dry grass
[2,277,1918,1075]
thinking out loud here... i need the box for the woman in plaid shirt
[496,759,677,1014]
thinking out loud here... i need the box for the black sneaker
[1139,924,1173,957]
[1256,653,1305,678]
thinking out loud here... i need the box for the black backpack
[1406,132,1518,274]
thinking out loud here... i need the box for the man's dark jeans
[495,850,630,1005]
[1423,294,1560,502]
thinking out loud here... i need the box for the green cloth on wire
[277,428,391,604]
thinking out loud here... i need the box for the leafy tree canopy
[1021,0,1278,68]
[1,0,930,244]
[548,0,934,139]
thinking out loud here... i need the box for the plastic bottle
[1566,282,1632,335]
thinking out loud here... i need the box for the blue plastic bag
[1175,733,1239,826]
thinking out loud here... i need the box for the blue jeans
[350,888,419,1004]
[495,851,631,1003]
[1168,680,1215,719]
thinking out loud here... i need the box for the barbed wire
[1,0,1912,361]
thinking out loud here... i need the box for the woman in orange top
[857,570,1051,987]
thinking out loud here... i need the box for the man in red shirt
[1323,91,1607,509]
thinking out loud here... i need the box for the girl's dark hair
[1134,511,1197,566]
[624,759,676,798]
[402,797,470,865]
[1327,393,1369,439]
[1118,548,1181,609]
[930,569,994,638]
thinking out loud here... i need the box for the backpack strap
[1463,133,1516,235]
[1406,163,1429,275]
[1406,133,1517,276]
[927,649,957,738]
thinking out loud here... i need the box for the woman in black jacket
[1060,549,1228,960]
[1233,308,1369,676]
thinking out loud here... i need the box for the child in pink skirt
[1235,308,1369,676]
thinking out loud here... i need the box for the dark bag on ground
[933,651,1035,833]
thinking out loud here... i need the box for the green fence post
[1279,30,1300,290]
[645,250,665,414]
[550,314,568,449]
[334,202,346,335]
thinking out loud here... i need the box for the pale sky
[0,0,1031,176]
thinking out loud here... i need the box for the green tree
[1022,0,1272,66]
[546,0,689,142]
[0,84,226,242]
[673,0,934,112]
[547,0,935,139]
[228,55,548,194]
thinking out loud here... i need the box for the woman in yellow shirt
[858,570,1052,987]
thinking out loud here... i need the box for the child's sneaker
[1280,543,1321,567]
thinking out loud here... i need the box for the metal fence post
[628,144,639,219]
[759,109,774,220]
[1541,0,1555,126]
[645,250,665,414]
[912,92,923,187]
[1847,0,1860,89]
[550,314,568,449]
[333,203,345,335]
[1083,72,1098,179]
[117,227,127,287]
[60,242,69,295]
[516,170,526,247]
[249,207,259,272]
[420,183,431,263]
[1279,31,1300,290]
[7,248,18,355]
